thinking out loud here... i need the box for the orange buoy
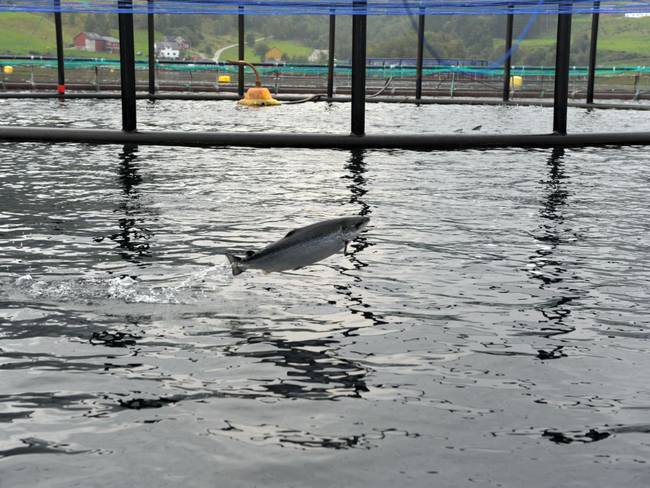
[228,59,280,107]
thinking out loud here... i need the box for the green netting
[2,59,650,78]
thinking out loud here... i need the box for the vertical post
[54,0,65,95]
[586,1,600,104]
[118,0,137,132]
[238,8,245,97]
[327,13,336,99]
[415,12,425,101]
[502,5,514,101]
[148,0,155,96]
[351,0,367,136]
[553,2,572,135]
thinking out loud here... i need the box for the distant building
[308,49,328,63]
[163,36,190,50]
[264,47,283,63]
[625,13,650,18]
[155,42,180,60]
[367,57,488,67]
[73,32,119,53]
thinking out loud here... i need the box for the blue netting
[1,0,650,16]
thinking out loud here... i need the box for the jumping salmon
[225,216,370,275]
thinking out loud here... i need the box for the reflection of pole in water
[527,148,577,337]
[333,150,387,329]
[343,149,372,263]
[344,149,371,217]
[109,144,152,263]
[224,328,369,400]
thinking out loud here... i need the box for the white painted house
[308,49,329,63]
[155,42,180,60]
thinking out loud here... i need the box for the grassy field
[501,14,650,66]
[0,13,56,55]
[2,11,650,66]
[0,12,315,64]
[220,39,314,63]
[0,12,161,59]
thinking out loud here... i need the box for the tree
[254,42,270,57]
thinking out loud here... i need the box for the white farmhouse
[308,49,329,63]
[155,42,181,60]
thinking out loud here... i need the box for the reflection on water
[2,101,650,485]
[528,148,577,338]
[336,150,387,330]
[108,145,152,263]
[224,328,369,400]
[343,149,371,217]
[210,150,381,401]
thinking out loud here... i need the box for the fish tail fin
[225,253,245,276]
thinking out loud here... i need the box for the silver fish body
[225,216,369,275]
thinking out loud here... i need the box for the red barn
[73,32,119,53]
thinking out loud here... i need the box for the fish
[225,216,370,275]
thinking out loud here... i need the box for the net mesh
[1,0,649,16]
[3,58,649,77]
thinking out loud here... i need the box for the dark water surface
[1,100,649,487]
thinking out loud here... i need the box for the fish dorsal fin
[284,229,297,239]
[245,251,256,258]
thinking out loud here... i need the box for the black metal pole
[553,2,572,135]
[586,1,600,104]
[502,6,514,101]
[147,0,155,96]
[351,1,367,136]
[118,0,137,132]
[415,12,425,101]
[327,14,336,99]
[54,0,65,95]
[238,9,245,97]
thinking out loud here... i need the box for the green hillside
[0,12,317,62]
[1,11,650,66]
[0,13,56,54]
[500,14,650,66]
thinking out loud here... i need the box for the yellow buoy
[228,59,280,107]
[239,85,281,106]
[3,65,14,74]
[218,75,231,83]
[510,75,523,90]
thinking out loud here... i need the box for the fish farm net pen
[1,60,649,101]
[1,0,650,148]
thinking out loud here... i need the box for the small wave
[12,266,230,304]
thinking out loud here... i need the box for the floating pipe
[2,126,650,151]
